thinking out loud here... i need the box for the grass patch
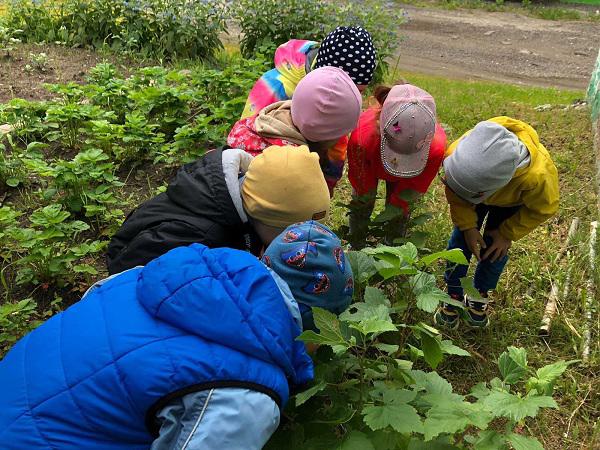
[561,0,600,5]
[327,72,598,448]
[398,0,600,21]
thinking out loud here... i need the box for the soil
[0,44,138,103]
[396,4,600,90]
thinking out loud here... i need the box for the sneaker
[434,304,460,330]
[463,294,489,328]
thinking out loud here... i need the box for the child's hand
[482,229,512,262]
[464,228,486,261]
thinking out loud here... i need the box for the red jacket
[348,106,447,213]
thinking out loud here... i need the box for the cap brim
[380,135,429,178]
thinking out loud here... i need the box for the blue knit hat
[262,221,354,331]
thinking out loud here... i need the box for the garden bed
[1,42,597,446]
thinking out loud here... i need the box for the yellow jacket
[444,116,559,241]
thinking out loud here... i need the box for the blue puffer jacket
[0,244,313,449]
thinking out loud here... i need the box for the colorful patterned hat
[262,221,354,330]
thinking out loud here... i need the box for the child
[228,66,362,194]
[435,117,559,328]
[107,145,330,274]
[346,83,447,248]
[241,26,376,119]
[0,221,353,449]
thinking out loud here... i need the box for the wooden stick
[582,221,597,363]
[539,217,580,337]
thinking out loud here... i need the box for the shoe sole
[433,313,460,330]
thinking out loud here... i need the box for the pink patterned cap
[379,84,436,178]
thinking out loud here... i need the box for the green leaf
[72,264,98,275]
[363,243,418,264]
[395,230,428,248]
[506,433,544,450]
[368,430,409,450]
[526,360,574,395]
[375,343,399,354]
[6,177,20,187]
[340,302,391,324]
[347,251,377,284]
[298,308,349,354]
[364,286,390,306]
[440,340,471,357]
[411,370,454,396]
[472,430,507,450]
[338,431,375,450]
[370,381,417,404]
[295,380,327,406]
[350,319,397,336]
[412,322,440,337]
[482,390,558,422]
[409,213,433,227]
[420,249,468,267]
[421,333,443,369]
[424,400,493,441]
[460,277,484,301]
[372,205,404,223]
[362,403,424,434]
[408,436,461,450]
[535,360,571,382]
[470,382,491,400]
[499,347,528,384]
[416,288,449,313]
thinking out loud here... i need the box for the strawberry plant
[27,149,125,228]
[0,298,39,353]
[8,204,105,286]
[45,102,115,149]
[0,98,48,144]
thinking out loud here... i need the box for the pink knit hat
[291,67,362,142]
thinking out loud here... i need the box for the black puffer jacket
[106,148,261,274]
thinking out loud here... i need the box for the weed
[25,51,51,72]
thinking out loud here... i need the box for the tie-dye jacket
[241,39,319,119]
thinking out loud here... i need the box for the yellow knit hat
[242,146,330,228]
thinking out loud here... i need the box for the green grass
[398,0,600,21]
[561,0,600,5]
[327,72,599,449]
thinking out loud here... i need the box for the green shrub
[231,0,405,83]
[264,243,570,448]
[0,23,22,56]
[4,0,227,60]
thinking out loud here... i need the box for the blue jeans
[444,204,520,298]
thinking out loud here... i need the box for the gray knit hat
[443,121,530,204]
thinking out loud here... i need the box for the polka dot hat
[315,26,377,85]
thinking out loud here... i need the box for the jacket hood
[166,148,244,226]
[254,101,307,145]
[136,244,313,386]
[487,116,538,175]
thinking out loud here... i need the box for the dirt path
[396,4,599,91]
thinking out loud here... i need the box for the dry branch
[539,217,580,337]
[582,220,597,363]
